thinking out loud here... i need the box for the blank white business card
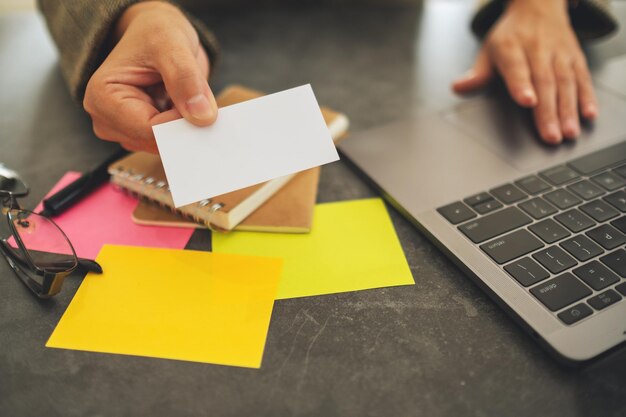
[153,84,339,207]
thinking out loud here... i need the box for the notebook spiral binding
[109,166,226,231]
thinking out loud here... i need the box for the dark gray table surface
[1,2,626,416]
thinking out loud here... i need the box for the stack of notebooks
[108,85,349,233]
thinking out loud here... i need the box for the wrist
[507,0,568,14]
[114,1,183,42]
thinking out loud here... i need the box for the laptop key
[612,216,626,233]
[573,261,620,291]
[558,303,593,325]
[586,224,626,249]
[580,200,619,222]
[567,180,605,201]
[464,192,493,207]
[604,191,626,212]
[587,289,622,311]
[567,141,626,175]
[615,164,626,179]
[544,189,581,210]
[480,229,544,264]
[529,219,571,243]
[554,209,595,233]
[458,207,532,243]
[616,282,626,296]
[591,171,625,191]
[474,199,503,215]
[533,246,577,274]
[519,197,558,219]
[560,235,603,261]
[504,257,550,286]
[530,273,592,312]
[540,165,580,186]
[515,175,551,195]
[437,201,476,225]
[600,249,626,277]
[490,183,527,204]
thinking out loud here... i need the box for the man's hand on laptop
[83,1,218,153]
[452,0,596,145]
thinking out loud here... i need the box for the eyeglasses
[0,164,102,298]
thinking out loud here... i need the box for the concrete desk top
[1,2,625,416]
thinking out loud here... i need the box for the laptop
[338,56,626,364]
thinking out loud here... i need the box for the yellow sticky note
[213,198,414,299]
[46,245,282,368]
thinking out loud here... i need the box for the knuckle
[129,124,154,144]
[536,92,557,111]
[83,78,100,114]
[495,35,516,50]
[83,68,114,115]
[536,108,557,124]
[145,31,170,54]
[555,70,574,85]
[527,36,543,52]
[82,95,94,115]
[505,66,528,83]
[560,104,576,117]
[91,121,107,139]
[157,47,200,84]
[533,72,554,88]
[168,64,198,83]
[121,142,138,152]
[559,93,576,109]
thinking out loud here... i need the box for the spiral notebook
[109,85,349,232]
[132,167,320,232]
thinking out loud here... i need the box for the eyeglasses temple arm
[78,258,102,273]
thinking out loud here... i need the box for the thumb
[156,44,217,126]
[452,47,494,94]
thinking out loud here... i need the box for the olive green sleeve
[472,0,618,40]
[36,0,220,101]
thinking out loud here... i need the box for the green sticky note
[213,198,414,299]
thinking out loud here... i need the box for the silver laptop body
[338,57,626,363]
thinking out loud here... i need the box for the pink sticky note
[33,172,194,259]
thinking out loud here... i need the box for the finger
[91,117,160,153]
[554,55,579,139]
[574,59,598,120]
[151,108,183,126]
[145,83,172,112]
[491,42,537,107]
[120,142,149,153]
[452,48,494,94]
[91,118,123,144]
[530,52,562,144]
[196,44,210,80]
[88,82,162,150]
[155,38,217,126]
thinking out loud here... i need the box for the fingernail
[545,122,562,144]
[521,88,537,106]
[186,94,214,121]
[584,103,598,119]
[562,118,580,139]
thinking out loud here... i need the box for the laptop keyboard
[437,141,626,326]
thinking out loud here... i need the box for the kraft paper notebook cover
[109,85,348,231]
[133,167,320,233]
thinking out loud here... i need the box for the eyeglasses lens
[5,209,77,273]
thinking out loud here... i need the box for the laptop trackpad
[443,86,626,173]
